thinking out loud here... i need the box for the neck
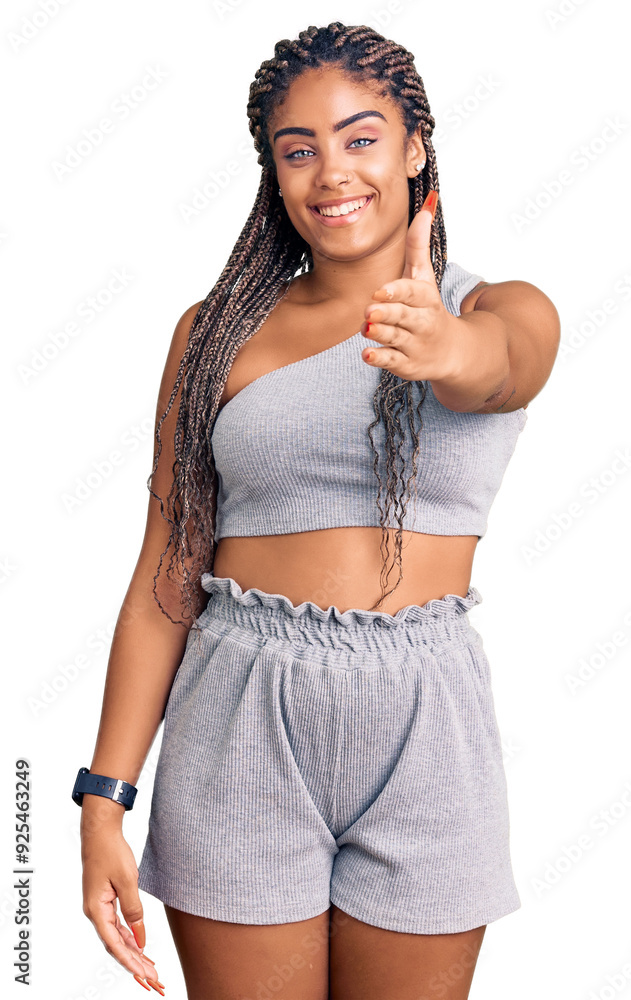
[297,234,409,306]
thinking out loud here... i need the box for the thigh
[164,903,331,1000]
[329,905,486,1000]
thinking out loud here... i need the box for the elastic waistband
[198,574,483,665]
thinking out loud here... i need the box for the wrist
[430,312,510,412]
[72,766,138,814]
[80,792,126,835]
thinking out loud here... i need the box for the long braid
[148,21,449,629]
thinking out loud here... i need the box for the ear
[405,126,426,179]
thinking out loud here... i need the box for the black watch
[72,766,138,810]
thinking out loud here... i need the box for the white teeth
[316,197,369,217]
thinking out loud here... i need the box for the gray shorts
[137,574,521,935]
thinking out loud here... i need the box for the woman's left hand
[361,190,464,383]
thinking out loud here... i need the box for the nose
[312,149,351,191]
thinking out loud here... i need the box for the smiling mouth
[309,195,373,222]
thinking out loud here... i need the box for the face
[268,64,426,262]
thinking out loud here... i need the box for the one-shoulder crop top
[211,262,528,540]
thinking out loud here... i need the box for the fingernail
[366,322,372,333]
[131,920,146,950]
[364,351,374,362]
[146,980,166,996]
[424,189,438,215]
[134,974,151,991]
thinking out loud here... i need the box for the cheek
[372,176,411,218]
[283,203,314,241]
[371,160,409,194]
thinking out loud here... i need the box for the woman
[77,22,560,1000]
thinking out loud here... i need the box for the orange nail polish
[134,974,151,991]
[424,189,438,215]
[131,921,146,950]
[146,981,165,996]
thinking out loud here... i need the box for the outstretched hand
[361,190,462,383]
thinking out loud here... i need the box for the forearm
[430,310,511,413]
[81,582,196,834]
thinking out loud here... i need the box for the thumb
[402,189,438,282]
[118,886,146,950]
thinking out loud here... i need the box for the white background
[3,0,631,997]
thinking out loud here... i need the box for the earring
[415,163,424,172]
[279,187,283,197]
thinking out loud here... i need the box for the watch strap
[72,766,137,810]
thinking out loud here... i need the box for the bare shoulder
[155,299,204,395]
[171,299,205,355]
[154,297,206,467]
[129,299,207,607]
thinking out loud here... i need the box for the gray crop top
[211,262,527,540]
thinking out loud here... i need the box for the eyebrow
[273,110,387,143]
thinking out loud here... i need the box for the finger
[401,189,438,282]
[122,916,145,952]
[114,913,154,964]
[117,882,146,950]
[136,975,165,996]
[363,325,415,367]
[362,344,409,379]
[89,900,147,978]
[365,299,433,335]
[369,276,437,309]
[363,308,418,359]
[113,908,162,988]
[131,917,145,950]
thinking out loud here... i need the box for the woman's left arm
[432,279,562,414]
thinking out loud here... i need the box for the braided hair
[148,21,448,630]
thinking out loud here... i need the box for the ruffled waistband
[198,573,482,661]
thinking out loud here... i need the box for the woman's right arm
[80,299,206,987]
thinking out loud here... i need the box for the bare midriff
[213,532,478,615]
[211,277,479,615]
